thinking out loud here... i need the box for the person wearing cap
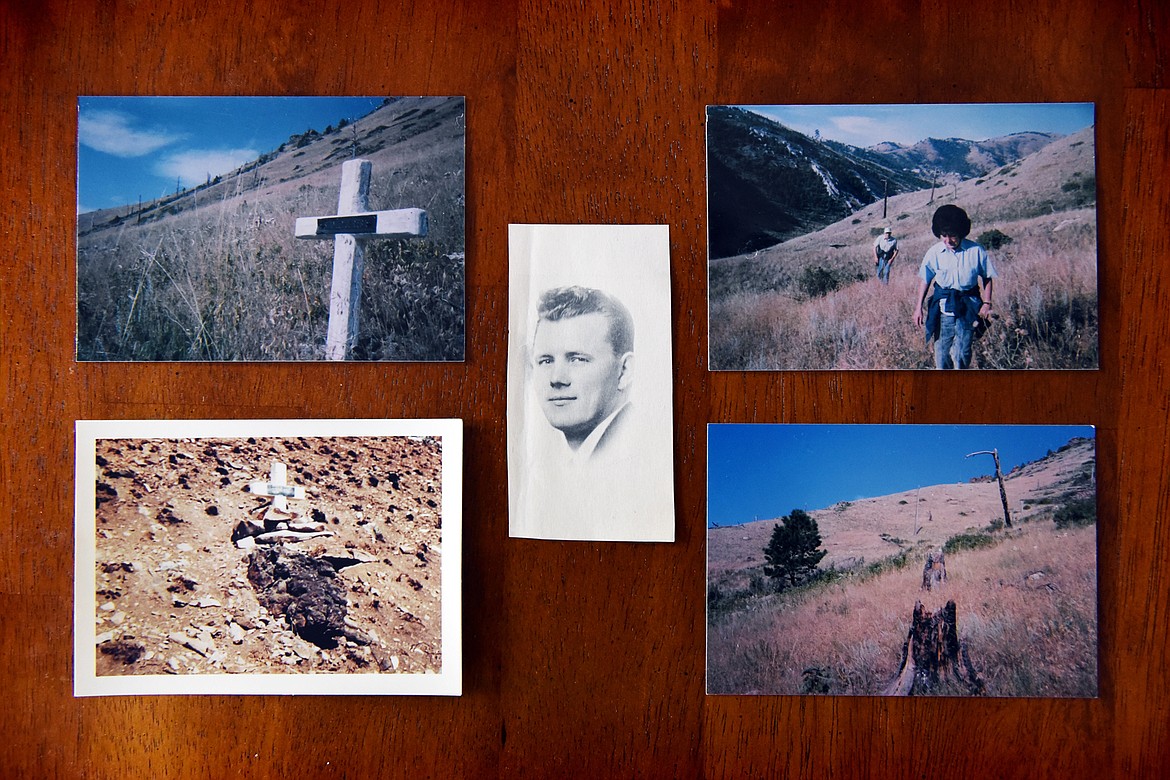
[912,205,998,369]
[872,227,899,284]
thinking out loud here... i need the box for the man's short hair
[537,286,634,355]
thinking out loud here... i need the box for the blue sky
[77,97,386,214]
[707,424,1094,527]
[743,103,1095,148]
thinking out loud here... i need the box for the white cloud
[78,110,181,157]
[155,148,260,187]
[829,115,908,146]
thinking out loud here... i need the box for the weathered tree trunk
[883,600,985,695]
[921,550,947,591]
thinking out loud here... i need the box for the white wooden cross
[295,158,428,360]
[247,461,305,515]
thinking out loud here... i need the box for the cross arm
[295,208,428,240]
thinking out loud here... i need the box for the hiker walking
[912,205,997,369]
[872,227,899,284]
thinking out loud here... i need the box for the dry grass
[708,522,1097,697]
[709,210,1096,370]
[709,127,1098,370]
[707,441,1098,697]
[77,98,465,362]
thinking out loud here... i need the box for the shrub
[944,531,996,554]
[978,228,1013,250]
[801,666,833,694]
[1054,497,1096,528]
[798,266,843,298]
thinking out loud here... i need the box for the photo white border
[74,418,463,697]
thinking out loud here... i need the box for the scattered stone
[228,622,246,644]
[95,630,117,645]
[99,602,116,612]
[255,529,333,544]
[167,632,215,657]
[290,638,319,660]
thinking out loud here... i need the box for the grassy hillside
[77,97,466,362]
[707,438,1097,696]
[709,126,1098,370]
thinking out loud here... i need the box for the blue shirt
[918,238,997,290]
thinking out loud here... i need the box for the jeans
[875,257,892,284]
[934,313,974,369]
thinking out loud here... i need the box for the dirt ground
[90,435,444,678]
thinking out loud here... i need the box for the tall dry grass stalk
[710,209,1097,370]
[78,128,465,361]
[707,520,1097,696]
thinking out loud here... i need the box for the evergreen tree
[763,509,827,589]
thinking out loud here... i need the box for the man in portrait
[506,222,674,542]
[529,286,635,461]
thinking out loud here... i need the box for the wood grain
[1,0,1167,776]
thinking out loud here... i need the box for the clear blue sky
[77,96,385,213]
[743,103,1095,148]
[707,424,1094,527]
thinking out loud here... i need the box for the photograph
[76,96,466,362]
[706,103,1098,370]
[507,224,675,542]
[707,424,1097,697]
[74,418,462,696]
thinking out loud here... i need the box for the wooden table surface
[2,0,1167,776]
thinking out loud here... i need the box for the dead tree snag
[883,600,985,696]
[921,550,947,591]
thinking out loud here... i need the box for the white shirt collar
[573,400,631,462]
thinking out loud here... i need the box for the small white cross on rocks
[247,461,305,515]
[296,159,428,360]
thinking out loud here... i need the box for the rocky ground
[90,435,444,678]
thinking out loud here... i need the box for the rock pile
[246,545,348,649]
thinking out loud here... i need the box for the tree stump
[883,600,985,695]
[921,549,947,591]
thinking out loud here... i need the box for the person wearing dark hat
[872,227,899,284]
[912,205,998,369]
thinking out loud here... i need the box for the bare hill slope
[77,97,466,361]
[709,436,1095,591]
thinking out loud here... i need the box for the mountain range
[706,106,1063,259]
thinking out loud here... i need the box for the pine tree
[763,509,827,589]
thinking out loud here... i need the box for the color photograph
[77,96,466,361]
[75,418,462,696]
[707,103,1098,370]
[707,424,1097,697]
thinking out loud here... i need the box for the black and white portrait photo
[507,224,675,542]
